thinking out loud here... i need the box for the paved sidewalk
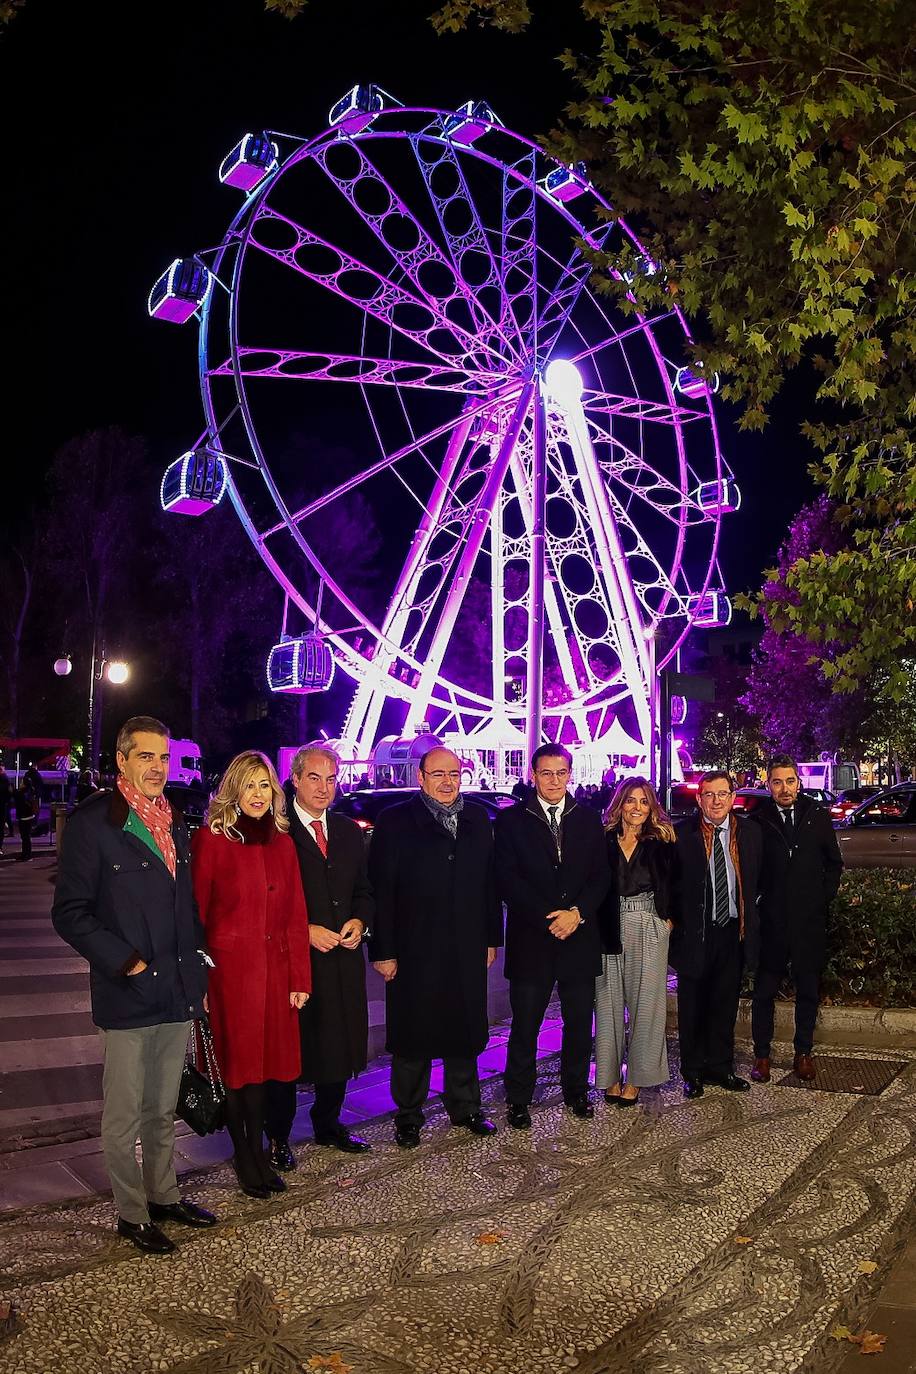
[2,1036,915,1374]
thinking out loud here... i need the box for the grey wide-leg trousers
[595,893,670,1089]
[99,1020,191,1223]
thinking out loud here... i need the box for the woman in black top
[595,777,677,1105]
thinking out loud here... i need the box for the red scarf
[117,776,176,878]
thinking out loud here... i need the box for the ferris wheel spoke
[210,348,497,392]
[499,149,539,362]
[536,227,614,366]
[409,133,525,367]
[567,313,678,365]
[604,490,685,619]
[594,444,699,529]
[582,390,707,425]
[249,206,505,371]
[312,139,517,367]
[259,385,523,538]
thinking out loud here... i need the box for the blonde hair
[604,775,676,844]
[206,750,289,840]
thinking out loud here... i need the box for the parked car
[333,787,517,839]
[164,781,210,832]
[834,784,916,868]
[830,785,881,822]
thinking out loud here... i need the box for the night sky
[2,0,815,593]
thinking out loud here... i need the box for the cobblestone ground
[1,1041,914,1374]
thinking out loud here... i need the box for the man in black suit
[670,770,762,1099]
[368,747,502,1149]
[494,744,610,1127]
[265,745,374,1162]
[750,754,843,1083]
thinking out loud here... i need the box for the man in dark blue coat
[368,747,503,1149]
[52,716,215,1254]
[494,744,610,1127]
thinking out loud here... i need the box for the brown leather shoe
[750,1057,771,1083]
[793,1052,815,1081]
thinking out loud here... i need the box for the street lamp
[53,648,130,771]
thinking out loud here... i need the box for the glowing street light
[54,649,131,769]
[106,661,130,685]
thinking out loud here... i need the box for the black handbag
[176,1017,226,1136]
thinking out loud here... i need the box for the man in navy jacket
[52,716,215,1254]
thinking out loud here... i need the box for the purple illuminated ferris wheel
[152,91,738,770]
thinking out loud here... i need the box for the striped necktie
[713,825,731,926]
[548,805,560,845]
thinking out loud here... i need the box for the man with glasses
[495,744,609,1127]
[368,747,502,1148]
[670,770,762,1099]
[264,745,374,1164]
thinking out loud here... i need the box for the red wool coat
[191,824,311,1089]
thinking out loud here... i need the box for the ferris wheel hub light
[329,84,384,137]
[267,635,335,694]
[160,449,228,515]
[539,161,591,203]
[147,258,213,323]
[442,100,499,146]
[545,359,584,405]
[675,365,720,399]
[219,133,279,191]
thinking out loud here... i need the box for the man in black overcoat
[265,745,374,1162]
[749,754,843,1083]
[368,747,503,1149]
[494,744,610,1127]
[670,770,762,1099]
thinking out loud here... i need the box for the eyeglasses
[425,770,461,781]
[700,791,733,802]
[535,769,570,782]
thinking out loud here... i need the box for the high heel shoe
[231,1157,271,1199]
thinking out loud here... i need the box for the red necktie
[310,819,328,857]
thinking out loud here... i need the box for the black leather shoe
[395,1123,421,1149]
[683,1079,704,1100]
[116,1218,177,1254]
[268,1138,297,1172]
[314,1129,371,1154]
[567,1095,594,1119]
[462,1111,497,1137]
[262,1172,287,1193]
[148,1200,217,1228]
[507,1104,532,1130]
[705,1073,750,1092]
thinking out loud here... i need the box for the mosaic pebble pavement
[1,1039,914,1374]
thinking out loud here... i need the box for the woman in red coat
[192,751,310,1198]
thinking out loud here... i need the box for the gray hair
[116,716,170,760]
[290,743,340,778]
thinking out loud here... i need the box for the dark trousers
[264,1079,347,1142]
[676,920,741,1082]
[504,974,594,1106]
[390,1055,481,1128]
[752,966,820,1057]
[18,818,33,861]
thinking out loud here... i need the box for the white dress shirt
[294,799,328,846]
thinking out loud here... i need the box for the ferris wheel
[150,90,737,765]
